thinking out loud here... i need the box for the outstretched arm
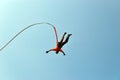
[59,49,65,56]
[62,51,66,56]
[46,49,54,53]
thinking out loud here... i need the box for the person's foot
[68,34,72,37]
[64,32,67,35]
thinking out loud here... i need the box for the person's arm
[60,49,65,56]
[46,49,54,53]
[62,51,66,56]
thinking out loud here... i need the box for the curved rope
[0,22,58,51]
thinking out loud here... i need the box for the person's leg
[62,34,72,46]
[59,32,67,43]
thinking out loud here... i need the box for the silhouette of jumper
[46,32,72,56]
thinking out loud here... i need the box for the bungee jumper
[0,22,72,56]
[46,32,72,56]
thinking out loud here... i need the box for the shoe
[68,34,72,37]
[64,32,67,35]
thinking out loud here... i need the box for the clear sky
[0,0,120,80]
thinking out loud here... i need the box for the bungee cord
[0,22,58,51]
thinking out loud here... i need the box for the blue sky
[0,0,120,80]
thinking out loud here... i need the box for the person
[46,32,72,56]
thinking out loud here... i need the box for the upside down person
[46,32,72,56]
